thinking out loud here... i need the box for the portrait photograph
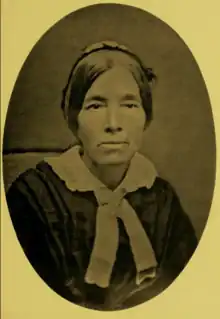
[1,1,218,316]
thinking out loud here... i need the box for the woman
[6,41,197,310]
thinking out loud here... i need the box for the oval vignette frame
[2,2,216,312]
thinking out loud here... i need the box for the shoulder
[150,177,188,220]
[5,161,77,234]
[7,161,60,192]
[151,177,197,241]
[6,160,96,220]
[151,176,174,191]
[143,176,180,205]
[127,176,180,231]
[134,176,194,234]
[127,175,180,211]
[6,160,65,208]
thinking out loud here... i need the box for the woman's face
[77,66,146,165]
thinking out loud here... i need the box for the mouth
[98,141,128,146]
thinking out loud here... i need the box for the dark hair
[61,41,157,132]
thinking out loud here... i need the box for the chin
[94,153,134,166]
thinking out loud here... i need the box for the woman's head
[62,41,157,165]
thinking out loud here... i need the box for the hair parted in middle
[61,41,157,132]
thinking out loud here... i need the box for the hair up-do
[61,41,157,132]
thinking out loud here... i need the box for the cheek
[122,111,146,139]
[77,112,104,144]
[129,126,145,146]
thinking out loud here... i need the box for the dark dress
[6,161,198,310]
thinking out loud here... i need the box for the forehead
[79,49,138,67]
[84,67,140,99]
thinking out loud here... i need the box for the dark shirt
[6,161,198,310]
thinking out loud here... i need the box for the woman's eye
[121,103,139,108]
[85,103,103,110]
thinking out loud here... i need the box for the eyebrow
[84,93,141,103]
[84,95,107,103]
[120,94,141,102]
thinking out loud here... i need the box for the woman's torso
[6,160,197,310]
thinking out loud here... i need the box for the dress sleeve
[5,172,77,301]
[6,174,58,281]
[160,181,198,277]
[121,179,198,308]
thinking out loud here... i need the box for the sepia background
[3,3,216,239]
[1,1,220,319]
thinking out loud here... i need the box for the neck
[82,152,130,190]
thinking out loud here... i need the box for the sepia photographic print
[2,2,217,314]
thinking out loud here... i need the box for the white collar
[45,145,158,194]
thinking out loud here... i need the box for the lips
[98,141,128,146]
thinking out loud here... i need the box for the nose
[104,108,122,133]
